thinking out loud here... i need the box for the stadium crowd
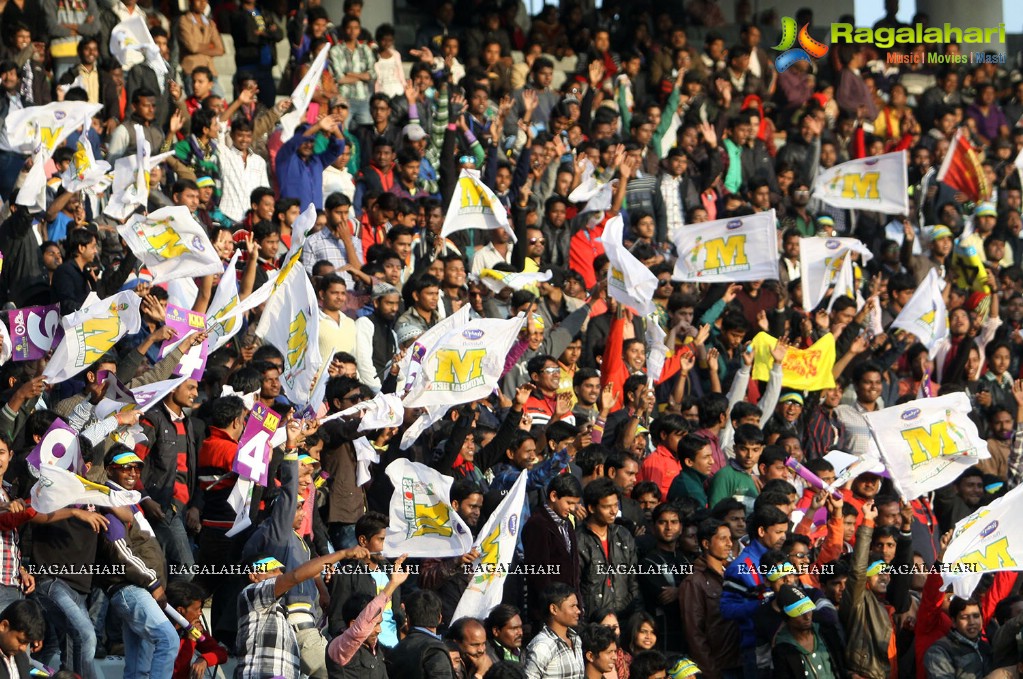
[0,0,1022,678]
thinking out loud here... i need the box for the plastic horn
[786,457,842,500]
[163,602,207,643]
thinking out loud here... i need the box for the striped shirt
[523,625,584,679]
[329,41,375,101]
[218,133,270,223]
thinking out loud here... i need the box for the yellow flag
[750,332,837,391]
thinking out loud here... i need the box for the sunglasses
[458,155,475,165]
[529,237,546,245]
[542,367,561,374]
[657,279,672,287]
[789,552,808,559]
[112,463,142,472]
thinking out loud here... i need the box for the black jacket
[577,522,640,618]
[138,404,200,511]
[385,629,454,679]
[521,504,580,623]
[228,8,284,68]
[327,642,388,679]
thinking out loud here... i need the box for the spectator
[277,116,346,210]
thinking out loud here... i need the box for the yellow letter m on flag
[434,348,486,388]
[840,172,880,200]
[901,422,960,466]
[703,235,748,270]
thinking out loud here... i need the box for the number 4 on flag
[232,404,280,487]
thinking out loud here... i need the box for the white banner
[31,465,141,514]
[601,215,658,316]
[813,151,909,214]
[403,313,524,408]
[43,292,142,384]
[62,138,111,192]
[941,483,1023,597]
[671,210,779,282]
[255,266,322,405]
[119,206,223,283]
[891,268,948,356]
[645,317,669,385]
[4,101,102,156]
[279,45,329,142]
[441,169,515,243]
[381,459,473,558]
[104,146,174,220]
[110,14,164,74]
[799,237,874,312]
[864,392,989,499]
[206,251,243,351]
[339,392,405,432]
[451,470,528,622]
[478,269,551,294]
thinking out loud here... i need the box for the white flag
[352,437,379,487]
[441,169,515,243]
[225,476,255,538]
[95,374,191,419]
[671,210,779,282]
[381,459,473,558]
[206,251,243,351]
[15,149,48,214]
[601,214,658,316]
[119,206,222,283]
[62,138,111,192]
[645,317,669,385]
[110,14,164,73]
[813,151,909,214]
[30,465,141,514]
[826,254,858,312]
[891,268,948,356]
[400,404,452,451]
[43,292,142,384]
[478,269,552,294]
[255,266,322,405]
[403,314,525,408]
[279,45,330,142]
[399,305,472,395]
[339,392,405,432]
[270,203,316,292]
[104,148,174,220]
[799,237,874,312]
[864,392,989,499]
[4,102,102,156]
[941,483,1023,597]
[451,470,528,622]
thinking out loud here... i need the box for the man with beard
[781,180,817,237]
[446,618,493,679]
[354,283,400,391]
[980,406,1014,479]
[419,480,483,625]
[934,467,986,533]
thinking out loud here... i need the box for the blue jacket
[276,132,344,210]
[721,538,770,650]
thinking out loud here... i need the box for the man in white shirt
[217,118,269,223]
[470,229,513,275]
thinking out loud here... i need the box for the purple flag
[233,403,281,487]
[6,304,60,361]
[159,304,208,380]
[27,418,83,475]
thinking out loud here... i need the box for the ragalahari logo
[773,17,829,72]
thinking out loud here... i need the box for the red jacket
[600,316,682,411]
[174,631,228,679]
[569,222,606,289]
